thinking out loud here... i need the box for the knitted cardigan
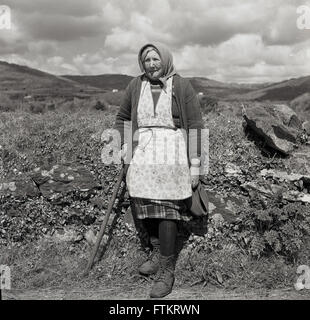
[114,74,205,175]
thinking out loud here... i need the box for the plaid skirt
[131,197,192,222]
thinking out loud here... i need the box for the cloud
[173,34,310,82]
[0,21,28,55]
[261,3,310,45]
[5,0,103,17]
[0,0,309,82]
[21,14,105,42]
[71,51,139,75]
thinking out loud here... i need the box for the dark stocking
[158,219,177,256]
[142,218,159,241]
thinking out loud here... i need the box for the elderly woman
[114,43,204,298]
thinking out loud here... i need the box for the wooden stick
[84,166,125,275]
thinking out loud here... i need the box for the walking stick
[84,164,128,275]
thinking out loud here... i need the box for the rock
[90,196,106,209]
[207,190,245,222]
[241,181,283,197]
[85,229,97,245]
[0,177,40,198]
[100,129,121,165]
[260,169,310,182]
[303,121,310,135]
[31,164,99,199]
[211,213,225,227]
[123,206,135,226]
[283,191,310,204]
[271,104,303,130]
[243,103,302,154]
[52,227,83,242]
[224,163,242,176]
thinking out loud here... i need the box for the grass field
[1,101,310,298]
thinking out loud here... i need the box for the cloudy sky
[0,0,310,83]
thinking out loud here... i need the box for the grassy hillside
[0,60,104,99]
[0,61,77,91]
[1,105,309,294]
[1,59,310,297]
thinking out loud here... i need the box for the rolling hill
[63,74,134,91]
[0,60,103,99]
[228,75,310,101]
[0,60,309,103]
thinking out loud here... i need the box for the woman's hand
[191,173,199,189]
[190,158,200,189]
[119,143,128,162]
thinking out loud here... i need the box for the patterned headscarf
[138,43,177,89]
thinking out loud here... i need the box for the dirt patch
[3,286,310,300]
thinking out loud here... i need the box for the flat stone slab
[31,164,98,198]
[0,177,40,198]
[260,169,310,182]
[206,190,245,223]
[241,181,284,197]
[283,191,310,204]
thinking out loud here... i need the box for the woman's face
[143,50,163,80]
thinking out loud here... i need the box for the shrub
[198,94,218,113]
[0,93,16,112]
[29,104,45,114]
[93,99,109,111]
[290,93,310,122]
[47,103,55,111]
[233,198,310,262]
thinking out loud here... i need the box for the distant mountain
[0,60,309,102]
[228,75,310,101]
[62,74,271,99]
[187,76,270,90]
[187,77,271,99]
[63,74,134,91]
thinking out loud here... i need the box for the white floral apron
[126,77,192,200]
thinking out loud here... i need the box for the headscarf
[138,43,177,89]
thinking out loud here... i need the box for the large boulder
[243,103,303,154]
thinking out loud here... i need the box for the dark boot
[150,254,175,298]
[139,237,160,275]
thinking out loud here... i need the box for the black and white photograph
[1,0,310,306]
